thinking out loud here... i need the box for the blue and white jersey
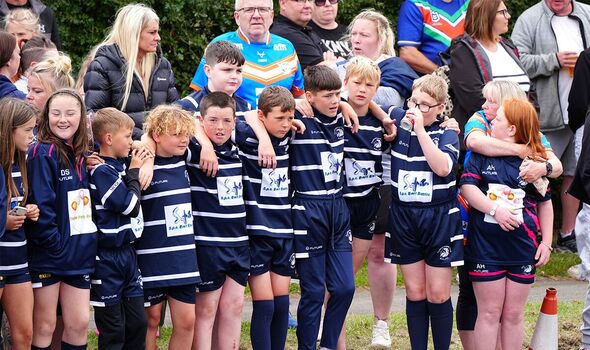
[187,139,247,247]
[389,109,460,206]
[176,85,251,120]
[27,142,98,275]
[90,157,143,249]
[343,110,384,197]
[0,163,28,276]
[189,30,305,108]
[234,121,293,238]
[290,110,346,196]
[0,167,5,240]
[136,156,199,289]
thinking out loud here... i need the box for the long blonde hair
[83,4,158,111]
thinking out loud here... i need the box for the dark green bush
[47,0,549,96]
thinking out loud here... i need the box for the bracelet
[540,241,553,252]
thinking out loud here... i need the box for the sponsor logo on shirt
[483,163,497,176]
[59,168,73,182]
[403,174,430,192]
[274,43,287,51]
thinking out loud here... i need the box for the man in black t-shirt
[309,0,351,59]
[271,0,339,70]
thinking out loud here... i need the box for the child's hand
[291,119,306,134]
[258,139,277,169]
[86,152,104,170]
[6,211,26,230]
[440,116,460,133]
[296,99,313,117]
[406,108,425,132]
[139,156,155,191]
[200,144,219,177]
[494,206,522,232]
[534,242,551,267]
[340,101,359,133]
[382,117,397,142]
[129,147,153,169]
[25,204,39,222]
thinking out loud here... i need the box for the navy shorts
[31,272,91,289]
[345,189,381,240]
[384,200,464,267]
[90,246,143,307]
[144,284,196,306]
[196,245,250,292]
[249,236,295,277]
[467,261,536,284]
[374,185,392,234]
[292,195,352,259]
[0,272,31,287]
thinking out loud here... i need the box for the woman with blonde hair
[83,3,178,140]
[26,53,74,113]
[335,9,417,107]
[4,8,40,48]
[460,99,553,350]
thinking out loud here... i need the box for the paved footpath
[88,278,588,328]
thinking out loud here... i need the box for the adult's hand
[556,51,579,68]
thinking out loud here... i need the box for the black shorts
[384,200,464,267]
[31,272,91,289]
[143,284,196,306]
[467,261,536,284]
[374,185,392,234]
[456,265,477,331]
[196,245,250,292]
[345,189,380,240]
[0,272,30,287]
[249,236,295,277]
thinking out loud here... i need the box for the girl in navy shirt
[0,98,38,349]
[460,99,553,350]
[27,89,97,350]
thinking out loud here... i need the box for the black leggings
[94,296,147,350]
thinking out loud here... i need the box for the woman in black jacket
[82,3,178,140]
[449,0,530,141]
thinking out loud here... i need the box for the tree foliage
[47,0,545,96]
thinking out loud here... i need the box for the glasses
[290,0,313,3]
[314,0,339,6]
[406,99,442,113]
[497,9,510,19]
[237,6,272,15]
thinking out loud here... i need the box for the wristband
[540,241,553,252]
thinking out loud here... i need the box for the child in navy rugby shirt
[0,98,39,349]
[89,108,152,350]
[290,66,355,350]
[239,86,298,350]
[138,105,200,350]
[27,89,97,350]
[384,75,462,350]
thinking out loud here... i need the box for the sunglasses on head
[314,0,339,6]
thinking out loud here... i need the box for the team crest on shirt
[164,203,193,237]
[261,168,289,197]
[432,138,440,147]
[335,127,344,139]
[431,11,441,23]
[217,175,244,206]
[345,159,379,187]
[289,253,296,269]
[279,62,292,74]
[321,152,343,183]
[522,265,533,274]
[346,229,352,244]
[371,137,382,150]
[437,246,451,260]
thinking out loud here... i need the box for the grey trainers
[555,232,577,253]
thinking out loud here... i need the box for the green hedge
[46,0,542,96]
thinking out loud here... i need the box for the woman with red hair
[459,99,553,350]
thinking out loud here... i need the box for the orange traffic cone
[529,288,558,350]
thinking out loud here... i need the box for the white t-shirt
[479,42,531,92]
[552,15,584,124]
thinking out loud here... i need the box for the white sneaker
[370,319,391,349]
[568,264,588,281]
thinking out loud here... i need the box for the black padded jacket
[83,44,179,140]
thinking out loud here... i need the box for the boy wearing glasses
[189,0,304,109]
[384,74,463,350]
